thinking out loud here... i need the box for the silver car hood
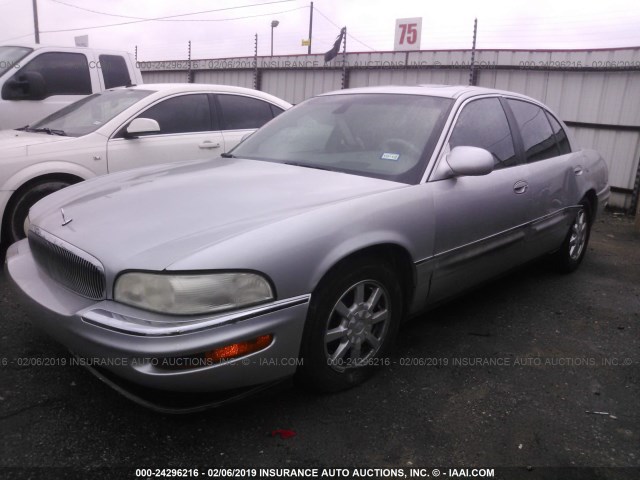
[31,158,404,270]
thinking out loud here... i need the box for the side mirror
[446,146,494,177]
[125,118,160,137]
[1,71,47,101]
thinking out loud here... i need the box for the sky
[0,0,639,60]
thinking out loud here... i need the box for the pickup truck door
[0,51,98,129]
[106,93,224,172]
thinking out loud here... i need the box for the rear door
[427,96,531,303]
[504,99,579,256]
[106,93,224,172]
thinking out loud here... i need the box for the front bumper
[5,240,310,398]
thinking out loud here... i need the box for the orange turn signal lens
[205,334,273,362]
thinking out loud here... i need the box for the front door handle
[574,166,584,176]
[199,141,221,149]
[513,180,528,194]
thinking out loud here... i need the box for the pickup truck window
[99,55,131,89]
[31,89,153,137]
[0,46,32,76]
[506,99,559,162]
[17,52,91,97]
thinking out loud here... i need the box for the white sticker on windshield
[381,153,400,161]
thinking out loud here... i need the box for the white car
[0,83,291,244]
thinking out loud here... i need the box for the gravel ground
[0,210,638,480]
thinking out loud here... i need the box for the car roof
[319,84,539,103]
[125,83,292,108]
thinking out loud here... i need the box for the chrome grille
[28,230,106,300]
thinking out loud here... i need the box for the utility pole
[307,2,314,54]
[32,0,40,44]
[469,18,478,86]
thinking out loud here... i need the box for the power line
[0,33,35,43]
[39,0,302,33]
[46,0,296,21]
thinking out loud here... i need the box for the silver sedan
[6,85,610,411]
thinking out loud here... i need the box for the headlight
[114,272,274,315]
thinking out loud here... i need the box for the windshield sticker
[381,153,400,161]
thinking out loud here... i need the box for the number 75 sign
[394,17,422,51]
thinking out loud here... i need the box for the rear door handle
[574,166,584,176]
[199,141,221,149]
[513,180,528,194]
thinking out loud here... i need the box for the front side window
[507,99,559,162]
[136,94,211,135]
[15,52,91,96]
[217,94,275,130]
[31,89,153,137]
[231,94,453,184]
[449,98,517,168]
[99,55,131,89]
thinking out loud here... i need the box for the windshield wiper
[25,127,67,136]
[283,161,331,171]
[220,152,235,158]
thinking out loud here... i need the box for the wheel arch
[311,242,416,311]
[1,172,86,242]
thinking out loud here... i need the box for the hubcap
[324,280,390,371]
[569,208,588,260]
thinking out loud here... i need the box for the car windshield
[29,89,154,137]
[0,46,33,76]
[231,93,453,184]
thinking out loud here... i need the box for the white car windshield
[231,93,453,184]
[29,89,154,137]
[0,46,33,76]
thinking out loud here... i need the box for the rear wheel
[3,180,72,245]
[296,258,403,392]
[552,201,592,273]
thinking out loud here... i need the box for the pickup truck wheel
[4,180,71,244]
[552,201,592,273]
[296,258,402,392]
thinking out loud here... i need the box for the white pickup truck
[0,44,142,130]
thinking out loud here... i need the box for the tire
[552,201,592,273]
[3,180,72,245]
[296,257,403,392]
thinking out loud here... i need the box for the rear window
[99,55,131,89]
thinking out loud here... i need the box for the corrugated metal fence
[140,47,640,210]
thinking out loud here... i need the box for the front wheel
[3,180,72,245]
[552,201,592,273]
[296,258,403,392]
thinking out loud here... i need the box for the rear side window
[217,94,275,130]
[449,97,517,169]
[17,52,91,96]
[99,55,131,89]
[507,99,559,162]
[137,94,211,135]
[546,113,571,155]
